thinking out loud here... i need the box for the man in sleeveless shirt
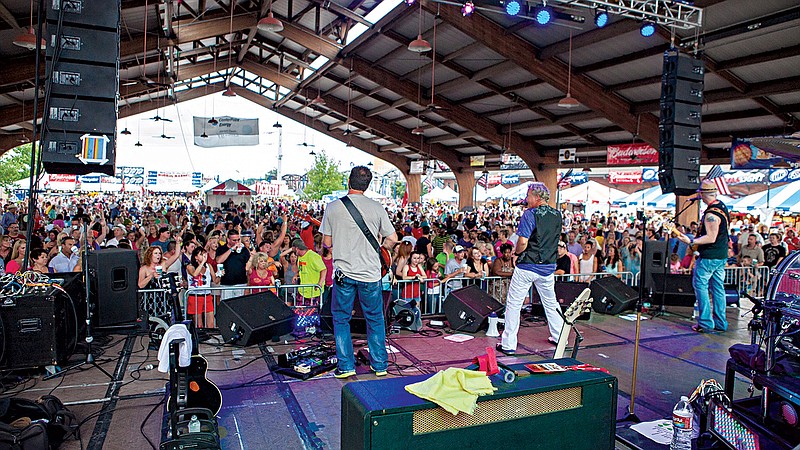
[497,183,563,355]
[676,179,730,332]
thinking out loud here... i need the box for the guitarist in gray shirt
[321,166,397,378]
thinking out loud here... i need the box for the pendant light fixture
[13,0,45,50]
[257,0,284,33]
[408,5,431,52]
[558,30,580,109]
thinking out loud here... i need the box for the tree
[0,143,32,191]
[392,180,406,200]
[303,151,345,200]
[265,168,277,181]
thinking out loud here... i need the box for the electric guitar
[553,288,593,359]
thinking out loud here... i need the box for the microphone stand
[618,288,652,423]
[45,223,113,381]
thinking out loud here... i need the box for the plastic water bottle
[692,300,699,320]
[188,415,200,433]
[670,396,693,450]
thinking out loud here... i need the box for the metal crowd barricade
[553,271,636,285]
[391,276,507,316]
[724,265,771,299]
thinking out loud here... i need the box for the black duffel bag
[0,395,77,450]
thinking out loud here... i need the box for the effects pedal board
[274,343,338,380]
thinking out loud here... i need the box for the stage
[5,303,755,450]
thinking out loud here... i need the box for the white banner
[193,116,259,147]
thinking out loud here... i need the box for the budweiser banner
[609,170,642,184]
[193,116,259,147]
[607,144,658,165]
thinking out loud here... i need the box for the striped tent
[728,183,800,213]
[614,185,735,210]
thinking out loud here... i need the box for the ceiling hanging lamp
[222,4,237,97]
[558,30,580,109]
[257,0,284,33]
[408,5,431,52]
[13,0,45,50]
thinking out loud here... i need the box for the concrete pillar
[454,170,476,210]
[533,167,558,207]
[404,173,421,203]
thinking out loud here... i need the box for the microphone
[687,195,702,202]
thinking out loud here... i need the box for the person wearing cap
[106,224,126,247]
[320,166,397,379]
[151,226,171,253]
[443,244,469,295]
[1,204,18,232]
[290,238,326,305]
[498,182,563,355]
[675,179,731,333]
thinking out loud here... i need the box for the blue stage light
[640,21,656,37]
[505,0,521,16]
[595,10,608,28]
[533,5,552,25]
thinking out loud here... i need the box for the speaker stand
[45,225,113,382]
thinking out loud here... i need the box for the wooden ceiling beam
[425,0,659,148]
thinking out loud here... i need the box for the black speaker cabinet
[88,248,138,327]
[443,285,504,333]
[342,358,617,450]
[641,240,669,294]
[652,273,696,307]
[320,291,391,334]
[216,291,296,346]
[530,281,591,320]
[0,288,75,369]
[591,276,639,315]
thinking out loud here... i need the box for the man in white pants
[498,183,563,355]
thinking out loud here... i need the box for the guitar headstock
[563,288,593,323]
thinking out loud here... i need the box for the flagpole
[767,168,772,209]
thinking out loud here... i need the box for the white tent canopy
[558,181,627,205]
[422,186,458,202]
[475,184,507,202]
[727,182,800,213]
[501,181,533,201]
[204,179,253,210]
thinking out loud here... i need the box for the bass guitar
[553,288,593,359]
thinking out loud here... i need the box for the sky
[114,94,383,181]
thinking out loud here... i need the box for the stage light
[595,9,608,28]
[533,5,553,25]
[505,0,521,17]
[461,2,475,16]
[405,0,415,5]
[640,21,656,37]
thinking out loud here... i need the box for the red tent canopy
[208,180,252,196]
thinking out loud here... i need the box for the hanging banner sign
[500,154,529,170]
[731,138,787,169]
[609,170,642,184]
[501,174,520,184]
[566,172,588,186]
[642,168,658,182]
[116,166,145,185]
[409,160,425,174]
[607,144,658,165]
[470,155,485,167]
[193,116,259,147]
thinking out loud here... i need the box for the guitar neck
[553,323,572,359]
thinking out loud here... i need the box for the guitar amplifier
[342,358,617,450]
[0,288,76,369]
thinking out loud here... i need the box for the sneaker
[370,366,388,377]
[547,337,558,345]
[495,343,515,356]
[333,368,356,379]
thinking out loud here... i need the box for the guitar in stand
[553,288,593,359]
[161,273,222,417]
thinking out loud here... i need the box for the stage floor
[6,303,755,450]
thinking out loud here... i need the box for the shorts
[187,294,214,314]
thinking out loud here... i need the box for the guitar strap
[340,196,388,278]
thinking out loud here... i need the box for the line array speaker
[659,50,704,195]
[43,0,120,176]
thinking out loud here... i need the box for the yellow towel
[405,367,497,415]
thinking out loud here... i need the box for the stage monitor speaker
[641,240,669,294]
[0,288,75,369]
[88,248,138,327]
[651,273,696,307]
[443,285,504,333]
[216,291,296,346]
[530,281,591,321]
[320,291,392,334]
[590,276,638,315]
[342,358,617,450]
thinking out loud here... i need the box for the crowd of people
[0,181,791,328]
